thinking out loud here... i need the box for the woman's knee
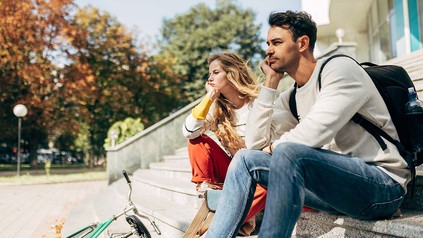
[188,135,215,154]
[189,135,209,146]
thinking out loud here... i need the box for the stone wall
[106,98,201,184]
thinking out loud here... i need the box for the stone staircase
[62,147,195,237]
[63,147,423,237]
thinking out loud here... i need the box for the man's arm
[245,86,298,150]
[245,60,296,150]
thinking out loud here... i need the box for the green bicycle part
[66,224,97,238]
[87,218,114,238]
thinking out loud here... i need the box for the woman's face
[208,60,232,92]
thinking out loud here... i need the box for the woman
[182,52,266,234]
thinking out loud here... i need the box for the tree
[0,0,76,168]
[63,6,182,160]
[158,0,264,104]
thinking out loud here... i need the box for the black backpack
[289,54,422,183]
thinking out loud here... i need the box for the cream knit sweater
[246,57,411,190]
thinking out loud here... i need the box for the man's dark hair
[268,11,317,52]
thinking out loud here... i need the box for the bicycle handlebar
[122,170,131,184]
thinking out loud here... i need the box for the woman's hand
[205,82,220,100]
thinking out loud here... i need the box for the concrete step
[295,173,423,237]
[162,154,189,162]
[401,171,423,211]
[133,169,197,208]
[296,209,423,238]
[149,160,191,181]
[175,147,188,156]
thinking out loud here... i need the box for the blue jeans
[205,142,405,238]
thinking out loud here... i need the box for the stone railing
[105,98,201,184]
[316,42,358,59]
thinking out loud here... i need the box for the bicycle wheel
[126,215,151,238]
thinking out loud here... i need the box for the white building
[302,0,423,96]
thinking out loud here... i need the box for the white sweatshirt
[246,57,411,190]
[182,100,251,155]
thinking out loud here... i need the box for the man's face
[265,26,300,73]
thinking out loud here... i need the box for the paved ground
[0,180,107,238]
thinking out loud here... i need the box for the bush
[104,117,144,148]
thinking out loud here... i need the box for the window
[408,0,423,51]
[368,0,422,62]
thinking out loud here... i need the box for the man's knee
[272,142,311,167]
[273,142,307,156]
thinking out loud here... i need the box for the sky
[74,0,301,44]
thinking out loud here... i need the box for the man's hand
[260,58,285,89]
[205,82,220,100]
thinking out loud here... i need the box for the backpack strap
[289,84,299,121]
[351,114,388,151]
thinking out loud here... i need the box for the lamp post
[13,104,28,177]
[109,129,119,148]
[336,28,345,44]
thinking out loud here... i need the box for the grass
[0,163,88,172]
[0,163,107,185]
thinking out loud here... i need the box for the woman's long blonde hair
[205,52,258,154]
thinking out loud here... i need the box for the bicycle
[66,170,161,238]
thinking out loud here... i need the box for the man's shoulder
[320,55,359,70]
[319,55,367,81]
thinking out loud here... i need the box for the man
[205,11,410,237]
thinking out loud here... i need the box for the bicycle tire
[126,215,151,238]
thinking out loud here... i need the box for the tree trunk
[29,143,38,169]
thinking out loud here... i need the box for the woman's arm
[182,83,219,139]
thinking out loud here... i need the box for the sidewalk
[0,180,107,238]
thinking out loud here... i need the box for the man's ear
[297,35,310,52]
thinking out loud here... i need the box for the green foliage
[158,0,265,104]
[104,117,144,148]
[74,123,91,154]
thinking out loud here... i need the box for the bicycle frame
[85,205,135,238]
[66,223,97,238]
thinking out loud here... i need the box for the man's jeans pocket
[358,195,404,220]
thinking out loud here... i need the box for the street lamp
[109,129,119,148]
[13,104,28,176]
[336,28,345,44]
